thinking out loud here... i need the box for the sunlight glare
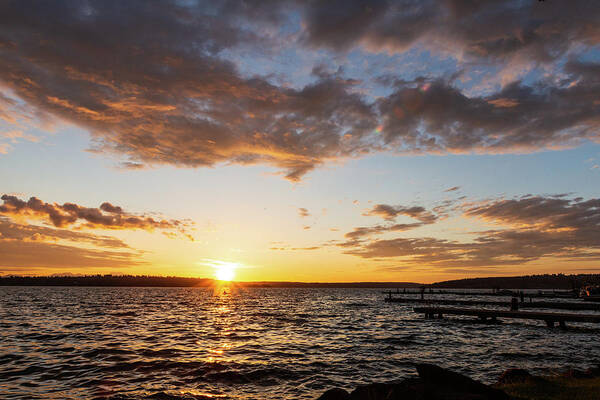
[215,264,235,281]
[199,259,239,282]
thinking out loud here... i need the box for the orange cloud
[0,195,194,239]
[298,208,310,218]
[0,1,599,181]
[340,195,600,269]
[0,218,143,271]
[363,204,438,223]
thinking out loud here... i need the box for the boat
[580,285,600,302]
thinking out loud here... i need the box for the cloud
[269,245,320,251]
[344,228,600,267]
[0,218,143,271]
[0,1,377,181]
[340,203,441,241]
[118,162,146,170]
[378,76,600,155]
[0,129,38,142]
[302,1,600,62]
[0,217,129,248]
[344,223,424,240]
[0,1,598,181]
[344,236,464,262]
[0,240,141,271]
[363,203,438,223]
[0,194,194,239]
[342,195,600,268]
[0,129,39,153]
[298,207,311,218]
[463,196,600,234]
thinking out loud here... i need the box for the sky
[0,0,599,283]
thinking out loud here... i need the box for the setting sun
[215,264,235,281]
[200,259,238,281]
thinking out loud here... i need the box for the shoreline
[1,273,598,289]
[316,364,600,400]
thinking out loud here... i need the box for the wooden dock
[413,306,600,328]
[385,297,600,311]
[382,289,577,299]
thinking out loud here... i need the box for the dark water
[1,287,599,399]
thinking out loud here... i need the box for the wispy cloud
[340,195,600,269]
[269,246,320,251]
[444,186,460,192]
[363,204,438,223]
[0,217,144,271]
[298,207,311,218]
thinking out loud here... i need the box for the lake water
[1,287,599,399]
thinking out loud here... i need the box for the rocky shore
[316,364,600,400]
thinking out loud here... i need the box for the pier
[384,297,600,311]
[382,289,577,299]
[413,306,600,328]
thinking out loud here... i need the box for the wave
[2,286,600,399]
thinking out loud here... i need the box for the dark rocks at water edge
[496,368,533,385]
[317,364,600,400]
[317,363,512,400]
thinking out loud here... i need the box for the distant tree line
[0,274,422,288]
[430,274,600,290]
[0,274,213,287]
[1,273,598,288]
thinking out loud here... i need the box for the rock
[348,378,423,400]
[317,388,350,400]
[562,368,591,379]
[584,366,600,378]
[416,364,511,400]
[349,383,394,400]
[315,365,512,400]
[497,368,532,384]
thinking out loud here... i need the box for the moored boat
[580,285,600,302]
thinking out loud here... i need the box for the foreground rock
[497,368,532,385]
[317,363,511,400]
[498,366,600,400]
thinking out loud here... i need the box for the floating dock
[382,289,577,299]
[384,297,600,311]
[413,306,600,328]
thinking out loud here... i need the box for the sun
[215,264,235,281]
[198,259,239,282]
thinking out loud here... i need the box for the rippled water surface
[2,287,600,399]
